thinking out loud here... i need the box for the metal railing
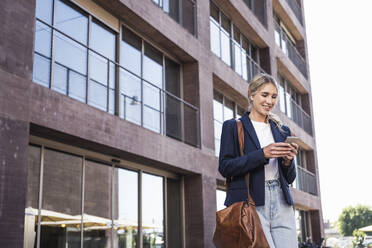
[290,98,313,136]
[285,0,303,25]
[286,37,307,78]
[34,18,200,148]
[296,166,317,195]
[248,56,266,83]
[275,21,308,78]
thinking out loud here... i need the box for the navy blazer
[218,112,296,207]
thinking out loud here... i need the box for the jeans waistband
[265,179,280,187]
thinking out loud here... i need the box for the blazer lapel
[269,120,285,142]
[241,112,261,149]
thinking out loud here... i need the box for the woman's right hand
[263,142,292,158]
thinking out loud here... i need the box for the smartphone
[284,136,301,146]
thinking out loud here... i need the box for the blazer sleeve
[279,125,296,184]
[218,119,269,178]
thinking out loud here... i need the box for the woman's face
[251,83,278,116]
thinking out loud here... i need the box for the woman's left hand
[283,142,299,166]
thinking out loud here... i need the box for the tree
[337,205,372,236]
[352,230,366,248]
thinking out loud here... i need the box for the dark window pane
[114,168,138,248]
[164,0,179,22]
[84,160,112,247]
[182,0,195,34]
[233,25,240,42]
[142,173,164,248]
[55,0,88,44]
[167,178,182,247]
[36,0,53,24]
[220,13,230,33]
[210,2,219,22]
[165,58,180,97]
[41,148,82,248]
[166,95,181,140]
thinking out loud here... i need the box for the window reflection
[41,148,83,248]
[115,168,138,248]
[142,173,164,248]
[55,0,88,45]
[24,144,183,248]
[84,160,112,247]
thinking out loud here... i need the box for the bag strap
[236,120,255,206]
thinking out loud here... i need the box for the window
[24,142,183,248]
[33,0,116,114]
[210,2,263,82]
[120,27,193,142]
[278,76,312,135]
[32,0,199,147]
[295,209,311,243]
[152,0,196,35]
[213,90,245,156]
[274,13,308,78]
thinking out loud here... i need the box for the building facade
[0,0,323,247]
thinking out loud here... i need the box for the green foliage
[337,205,372,236]
[352,230,366,248]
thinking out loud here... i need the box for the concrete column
[0,0,36,80]
[0,117,29,247]
[184,174,217,248]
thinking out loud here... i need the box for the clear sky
[303,1,372,222]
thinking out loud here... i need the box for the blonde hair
[248,73,284,132]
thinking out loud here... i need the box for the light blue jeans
[256,180,298,248]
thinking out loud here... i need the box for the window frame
[28,135,185,248]
[210,1,263,83]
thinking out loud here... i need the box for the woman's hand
[263,142,292,159]
[283,142,299,166]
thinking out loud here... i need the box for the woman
[218,73,299,248]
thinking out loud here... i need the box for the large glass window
[119,26,193,141]
[210,2,263,82]
[213,90,245,156]
[24,143,183,248]
[33,0,116,112]
[151,0,196,35]
[142,173,164,247]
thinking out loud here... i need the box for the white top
[251,120,279,181]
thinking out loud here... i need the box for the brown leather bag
[213,120,270,248]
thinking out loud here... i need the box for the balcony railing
[286,38,307,78]
[275,21,308,78]
[33,18,200,148]
[296,166,317,195]
[285,0,303,25]
[290,98,312,136]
